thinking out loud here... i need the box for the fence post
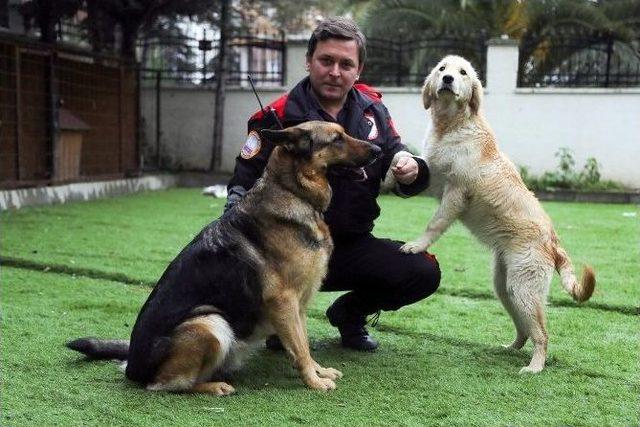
[285,36,308,87]
[210,0,230,172]
[486,37,519,94]
[46,51,60,181]
[281,31,287,87]
[118,64,124,173]
[135,64,141,173]
[155,70,161,169]
[605,31,613,88]
[199,29,212,85]
[14,45,21,181]
[396,39,403,86]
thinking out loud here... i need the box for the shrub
[519,148,627,192]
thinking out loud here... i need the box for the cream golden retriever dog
[400,55,596,374]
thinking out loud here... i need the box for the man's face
[306,38,364,105]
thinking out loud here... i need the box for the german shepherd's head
[261,121,381,170]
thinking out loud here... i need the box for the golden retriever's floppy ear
[469,77,483,114]
[422,68,437,110]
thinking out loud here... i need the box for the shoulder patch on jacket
[240,131,261,159]
[354,83,382,103]
[249,93,289,121]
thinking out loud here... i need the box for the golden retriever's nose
[442,75,454,84]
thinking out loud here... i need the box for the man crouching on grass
[222,17,441,351]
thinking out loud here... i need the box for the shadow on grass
[445,287,639,316]
[1,256,155,287]
[4,254,639,317]
[5,256,636,316]
[63,323,631,394]
[354,323,633,382]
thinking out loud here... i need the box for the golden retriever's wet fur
[401,55,595,373]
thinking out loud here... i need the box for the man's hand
[391,156,419,185]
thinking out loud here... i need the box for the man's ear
[469,77,483,114]
[260,127,311,157]
[422,68,437,110]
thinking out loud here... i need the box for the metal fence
[360,32,489,87]
[138,33,286,86]
[0,34,139,189]
[518,30,640,88]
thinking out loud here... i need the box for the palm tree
[343,0,527,85]
[519,0,640,86]
[340,0,639,87]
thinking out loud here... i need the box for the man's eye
[460,69,467,75]
[439,66,445,72]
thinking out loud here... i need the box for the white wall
[481,39,640,188]
[141,38,640,188]
[140,85,284,171]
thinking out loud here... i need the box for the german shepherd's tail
[66,338,129,360]
[554,245,596,303]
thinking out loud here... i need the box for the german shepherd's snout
[345,133,382,167]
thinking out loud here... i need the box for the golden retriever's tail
[554,246,596,303]
[66,338,129,360]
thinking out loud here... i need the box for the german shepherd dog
[67,121,381,395]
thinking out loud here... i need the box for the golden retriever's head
[422,55,483,114]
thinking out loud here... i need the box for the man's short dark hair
[307,17,367,66]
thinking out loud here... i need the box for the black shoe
[326,299,379,352]
[265,334,285,351]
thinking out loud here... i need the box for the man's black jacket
[227,77,429,236]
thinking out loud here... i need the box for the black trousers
[321,233,441,316]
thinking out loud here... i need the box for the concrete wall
[140,85,285,172]
[0,175,178,210]
[141,38,640,188]
[481,39,640,188]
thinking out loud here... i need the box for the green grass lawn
[2,189,638,426]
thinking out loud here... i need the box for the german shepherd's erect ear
[261,128,312,158]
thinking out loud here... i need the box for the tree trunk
[0,0,9,28]
[86,0,104,53]
[120,19,140,60]
[37,0,56,43]
[210,0,230,172]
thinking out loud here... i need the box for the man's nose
[329,63,340,77]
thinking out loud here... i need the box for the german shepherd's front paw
[190,381,236,395]
[400,239,430,254]
[315,365,343,380]
[305,375,337,391]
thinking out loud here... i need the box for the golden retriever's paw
[518,365,543,375]
[316,366,343,380]
[502,337,526,350]
[400,240,430,254]
[305,375,337,391]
